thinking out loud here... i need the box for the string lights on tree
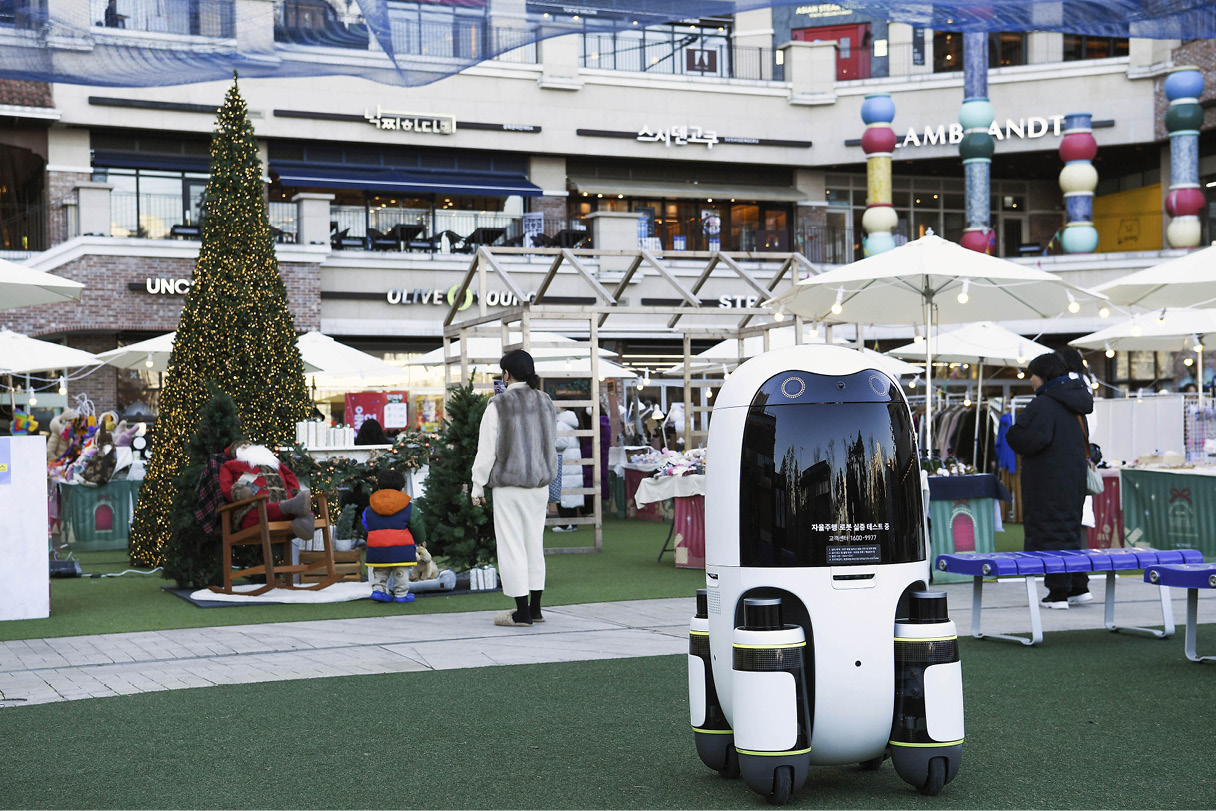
[129,76,311,566]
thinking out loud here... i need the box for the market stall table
[635,473,706,568]
[58,479,142,551]
[620,461,666,521]
[927,474,1011,584]
[1120,466,1216,556]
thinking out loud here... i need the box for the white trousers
[493,485,548,598]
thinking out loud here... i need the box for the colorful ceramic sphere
[1060,224,1099,254]
[1165,67,1205,102]
[861,94,896,125]
[1167,216,1203,249]
[958,98,995,130]
[861,126,897,155]
[960,229,992,254]
[862,204,899,234]
[1165,186,1206,218]
[1166,102,1205,134]
[1059,162,1099,194]
[959,131,994,162]
[863,231,898,255]
[1059,132,1098,163]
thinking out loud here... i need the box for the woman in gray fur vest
[471,349,559,627]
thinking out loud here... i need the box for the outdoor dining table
[635,473,706,569]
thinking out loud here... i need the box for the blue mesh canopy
[0,1,1213,88]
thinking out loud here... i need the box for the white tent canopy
[1094,245,1216,309]
[662,328,921,378]
[0,329,99,375]
[0,258,86,310]
[1069,308,1216,352]
[408,334,617,367]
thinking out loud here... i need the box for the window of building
[579,18,771,80]
[93,167,209,239]
[1111,350,1175,392]
[933,30,1026,72]
[1063,34,1129,62]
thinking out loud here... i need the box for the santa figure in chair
[219,439,315,540]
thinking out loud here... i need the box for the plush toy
[218,439,315,540]
[12,409,38,435]
[409,541,440,582]
[46,407,80,461]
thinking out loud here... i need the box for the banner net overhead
[0,1,1213,88]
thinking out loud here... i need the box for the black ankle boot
[512,595,531,625]
[529,590,544,621]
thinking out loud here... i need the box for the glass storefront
[92,167,209,240]
[574,194,792,252]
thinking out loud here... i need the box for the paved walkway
[1,575,1211,708]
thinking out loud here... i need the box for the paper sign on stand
[0,436,50,621]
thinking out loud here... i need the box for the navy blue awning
[271,163,542,197]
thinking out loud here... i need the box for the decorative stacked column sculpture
[1164,66,1206,249]
[958,33,994,254]
[1058,113,1100,253]
[860,93,898,255]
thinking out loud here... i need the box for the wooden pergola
[441,246,818,553]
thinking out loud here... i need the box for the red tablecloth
[1087,468,1123,548]
[672,494,705,568]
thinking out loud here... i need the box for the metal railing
[109,191,187,239]
[91,0,235,37]
[0,204,47,252]
[582,38,781,81]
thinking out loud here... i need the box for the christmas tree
[416,382,494,572]
[162,384,246,587]
[129,76,311,565]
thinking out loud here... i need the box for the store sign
[717,295,763,308]
[686,49,718,72]
[900,115,1066,148]
[637,124,719,148]
[142,278,192,295]
[795,3,851,18]
[386,285,537,309]
[364,105,456,135]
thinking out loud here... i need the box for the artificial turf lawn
[1,628,1213,810]
[2,516,703,641]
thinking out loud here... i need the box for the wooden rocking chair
[210,492,339,595]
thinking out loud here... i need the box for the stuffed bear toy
[46,407,80,461]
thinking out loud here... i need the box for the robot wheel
[765,766,794,806]
[917,757,947,796]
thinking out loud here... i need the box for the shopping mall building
[1,3,1214,416]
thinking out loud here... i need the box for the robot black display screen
[738,370,925,568]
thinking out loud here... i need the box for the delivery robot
[687,344,963,804]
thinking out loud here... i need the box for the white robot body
[688,345,963,803]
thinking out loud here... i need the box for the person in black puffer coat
[1005,351,1094,609]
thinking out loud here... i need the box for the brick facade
[0,252,322,411]
[46,171,90,246]
[531,195,569,230]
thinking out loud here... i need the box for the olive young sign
[387,286,536,309]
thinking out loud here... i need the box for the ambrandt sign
[900,115,1066,148]
[387,286,537,309]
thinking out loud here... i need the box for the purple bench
[935,548,1204,646]
[1144,563,1216,663]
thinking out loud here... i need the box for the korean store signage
[637,124,719,148]
[364,105,456,135]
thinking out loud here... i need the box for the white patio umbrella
[765,233,1106,453]
[890,321,1054,463]
[96,331,328,375]
[661,327,921,378]
[1070,308,1216,408]
[1094,244,1216,309]
[0,258,86,309]
[0,329,99,375]
[295,331,403,379]
[409,334,617,367]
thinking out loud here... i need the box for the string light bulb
[1066,292,1080,314]
[1017,371,1026,379]
[1016,344,1026,365]
[1185,357,1194,366]
[830,287,844,315]
[908,376,919,389]
[145,352,155,368]
[27,384,36,406]
[773,309,785,322]
[1098,305,1111,319]
[1192,335,1204,353]
[1104,342,1115,359]
[58,376,67,395]
[957,280,970,305]
[809,321,819,338]
[963,395,972,407]
[1130,322,1143,337]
